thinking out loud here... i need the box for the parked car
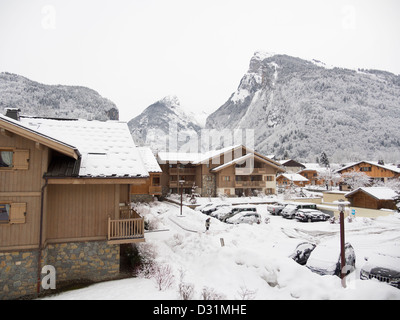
[295,209,331,222]
[360,254,400,289]
[306,242,356,277]
[289,242,316,265]
[221,205,257,222]
[281,203,318,219]
[225,211,261,225]
[210,206,233,220]
[267,202,287,215]
[201,203,231,215]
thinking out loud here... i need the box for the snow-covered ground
[42,199,400,300]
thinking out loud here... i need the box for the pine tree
[320,152,330,168]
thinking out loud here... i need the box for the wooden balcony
[169,180,196,188]
[235,181,266,188]
[149,185,162,195]
[235,167,267,175]
[169,168,196,175]
[107,209,145,244]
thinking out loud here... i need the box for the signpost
[334,200,350,288]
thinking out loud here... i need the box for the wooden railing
[149,186,162,195]
[169,168,196,175]
[235,167,267,175]
[169,181,196,188]
[235,181,266,187]
[108,216,145,244]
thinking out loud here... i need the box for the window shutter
[13,149,30,170]
[9,203,27,224]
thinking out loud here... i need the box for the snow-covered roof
[18,117,148,178]
[345,187,398,200]
[0,113,78,157]
[210,153,254,172]
[157,145,244,165]
[137,147,162,173]
[336,160,400,174]
[278,173,309,182]
[157,151,202,164]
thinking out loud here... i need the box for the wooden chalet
[276,173,309,188]
[278,159,306,173]
[130,147,162,200]
[0,110,151,299]
[336,160,400,186]
[345,187,398,210]
[157,145,284,197]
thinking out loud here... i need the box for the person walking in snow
[205,218,210,231]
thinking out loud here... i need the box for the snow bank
[42,201,400,300]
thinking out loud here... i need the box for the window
[360,167,371,172]
[0,204,10,222]
[0,203,26,224]
[0,150,13,168]
[0,149,29,170]
[152,176,160,186]
[265,175,274,181]
[223,176,230,181]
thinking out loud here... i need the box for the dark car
[289,242,316,265]
[295,209,331,222]
[306,242,356,277]
[360,254,400,289]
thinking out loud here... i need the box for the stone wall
[0,240,120,300]
[45,241,120,283]
[201,175,216,197]
[0,250,38,300]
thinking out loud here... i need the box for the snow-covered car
[306,242,356,277]
[295,209,331,222]
[289,242,316,265]
[281,203,318,219]
[210,206,233,220]
[360,254,400,289]
[267,202,287,215]
[201,203,231,215]
[221,205,257,222]
[225,211,261,225]
[196,202,214,212]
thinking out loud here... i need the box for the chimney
[5,108,21,121]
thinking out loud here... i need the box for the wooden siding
[46,184,123,241]
[339,162,398,179]
[348,191,397,210]
[0,132,49,250]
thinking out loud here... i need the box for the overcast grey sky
[1,0,399,121]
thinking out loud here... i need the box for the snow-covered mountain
[0,72,118,120]
[128,96,203,153]
[206,52,400,162]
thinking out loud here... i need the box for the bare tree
[341,169,370,190]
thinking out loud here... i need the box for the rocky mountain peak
[205,52,400,162]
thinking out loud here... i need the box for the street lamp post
[179,180,185,216]
[335,200,350,288]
